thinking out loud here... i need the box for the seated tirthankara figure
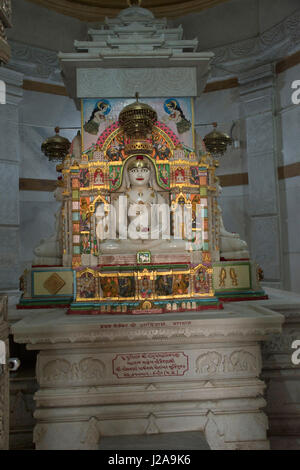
[217,184,249,260]
[97,155,189,254]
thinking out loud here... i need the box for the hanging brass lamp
[41,127,71,162]
[203,122,232,157]
[119,92,157,137]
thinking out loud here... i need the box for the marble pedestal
[12,305,283,450]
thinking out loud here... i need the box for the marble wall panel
[250,216,281,280]
[281,181,300,254]
[280,108,300,166]
[0,162,19,225]
[0,105,20,163]
[279,177,300,293]
[0,227,20,290]
[284,253,300,294]
[240,89,273,118]
[246,113,274,156]
[247,152,278,216]
[19,90,80,179]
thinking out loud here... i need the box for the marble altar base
[12,304,283,450]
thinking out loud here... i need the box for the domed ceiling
[26,0,231,21]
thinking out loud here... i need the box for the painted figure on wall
[84,99,112,135]
[164,98,191,134]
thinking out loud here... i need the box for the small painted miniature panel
[172,273,190,296]
[137,251,151,264]
[77,271,98,299]
[109,165,122,191]
[155,274,173,297]
[100,276,119,299]
[138,274,154,300]
[193,266,211,295]
[157,163,170,189]
[213,262,251,292]
[80,197,91,231]
[93,168,105,186]
[118,276,136,298]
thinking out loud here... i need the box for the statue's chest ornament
[126,190,156,207]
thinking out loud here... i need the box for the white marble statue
[32,187,63,266]
[96,156,189,254]
[217,184,250,260]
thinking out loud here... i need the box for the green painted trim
[101,264,190,272]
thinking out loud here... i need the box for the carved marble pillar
[0,67,23,291]
[239,64,282,288]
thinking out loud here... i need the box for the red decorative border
[96,120,181,150]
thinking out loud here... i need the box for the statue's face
[128,167,150,187]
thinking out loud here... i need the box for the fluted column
[239,64,282,288]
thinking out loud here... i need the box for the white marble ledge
[247,287,300,319]
[11,303,283,349]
